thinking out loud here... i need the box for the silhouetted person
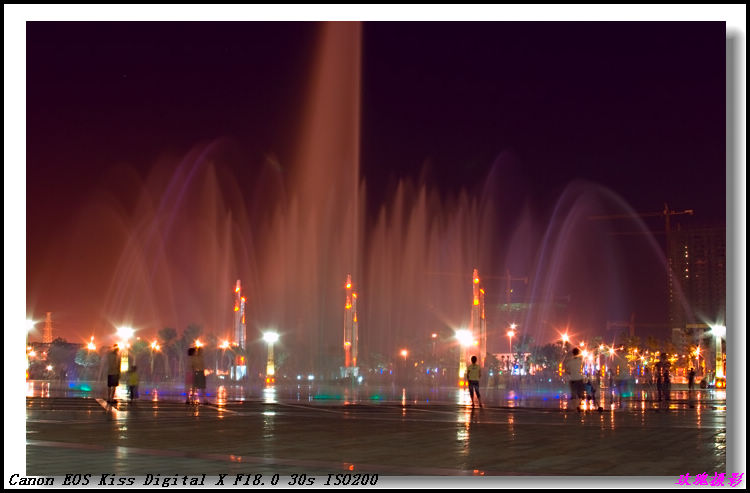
[655,352,671,406]
[186,347,196,404]
[106,345,121,403]
[192,347,206,404]
[127,365,139,401]
[688,367,696,392]
[564,348,585,412]
[465,356,483,408]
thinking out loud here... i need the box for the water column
[291,22,362,376]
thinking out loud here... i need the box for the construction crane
[606,312,673,338]
[588,203,694,236]
[590,203,695,336]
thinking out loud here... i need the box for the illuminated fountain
[49,23,707,406]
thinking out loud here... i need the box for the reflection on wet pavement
[25,380,726,476]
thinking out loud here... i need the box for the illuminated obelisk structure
[43,312,53,344]
[343,274,359,376]
[232,280,247,380]
[470,269,487,367]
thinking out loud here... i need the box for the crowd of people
[103,344,207,405]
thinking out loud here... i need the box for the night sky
[25,21,726,343]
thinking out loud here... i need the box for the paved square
[25,383,726,477]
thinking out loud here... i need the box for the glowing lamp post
[116,326,135,372]
[149,340,160,377]
[694,346,701,375]
[263,332,279,382]
[456,329,473,385]
[26,320,36,370]
[26,319,36,343]
[709,325,725,379]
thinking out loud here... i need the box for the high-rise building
[668,226,726,328]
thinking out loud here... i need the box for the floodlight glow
[455,329,473,347]
[116,326,134,340]
[26,320,36,331]
[263,332,279,343]
[710,325,726,338]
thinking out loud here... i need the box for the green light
[313,394,342,400]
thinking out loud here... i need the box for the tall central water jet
[285,22,363,374]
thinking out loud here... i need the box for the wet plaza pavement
[24,381,727,478]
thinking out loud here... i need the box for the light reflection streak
[507,413,516,441]
[216,385,227,407]
[263,387,277,404]
[456,388,472,407]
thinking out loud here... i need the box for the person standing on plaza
[465,355,483,408]
[688,367,696,392]
[687,366,696,407]
[185,347,196,404]
[564,348,585,412]
[106,345,121,403]
[127,365,139,402]
[655,352,671,406]
[192,346,207,404]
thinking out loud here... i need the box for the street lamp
[263,332,279,382]
[116,326,135,372]
[709,325,726,379]
[219,340,230,376]
[456,329,473,385]
[149,340,160,378]
[507,327,516,355]
[26,320,36,370]
[694,345,701,375]
[26,319,36,344]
